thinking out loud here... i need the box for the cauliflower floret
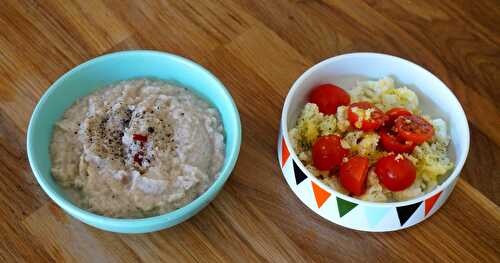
[301,102,321,120]
[357,133,380,157]
[393,177,424,201]
[305,164,330,178]
[423,177,438,192]
[292,103,340,150]
[349,81,375,102]
[411,141,453,183]
[295,103,323,148]
[298,150,312,164]
[297,150,312,165]
[319,114,336,136]
[402,153,418,166]
[341,131,363,150]
[302,120,319,146]
[350,77,395,103]
[430,118,450,144]
[377,76,396,91]
[288,128,300,151]
[336,105,350,132]
[380,86,419,112]
[341,132,380,158]
[350,76,419,113]
[322,176,349,195]
[360,170,389,202]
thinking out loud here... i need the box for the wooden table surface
[1,0,499,262]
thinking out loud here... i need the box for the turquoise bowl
[27,50,241,233]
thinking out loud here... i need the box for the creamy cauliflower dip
[51,78,225,218]
[289,77,453,202]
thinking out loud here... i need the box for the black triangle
[293,161,308,185]
[396,202,422,226]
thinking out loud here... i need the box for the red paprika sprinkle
[132,134,148,142]
[133,152,144,165]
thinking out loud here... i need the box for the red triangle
[281,137,290,168]
[425,191,442,216]
[311,181,331,208]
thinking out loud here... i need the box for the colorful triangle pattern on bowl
[293,161,308,185]
[363,206,391,227]
[311,181,331,208]
[280,133,449,231]
[336,197,358,218]
[281,137,290,168]
[425,191,442,216]
[396,202,422,226]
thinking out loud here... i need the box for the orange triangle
[311,181,331,208]
[425,191,442,216]
[281,137,290,168]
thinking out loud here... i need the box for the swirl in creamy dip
[51,78,225,218]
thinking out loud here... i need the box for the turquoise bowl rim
[26,50,242,233]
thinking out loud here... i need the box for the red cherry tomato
[394,115,434,144]
[384,107,411,127]
[339,156,369,196]
[379,130,416,153]
[312,135,348,171]
[375,155,416,191]
[309,84,351,115]
[347,102,385,131]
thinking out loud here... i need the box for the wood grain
[0,0,499,262]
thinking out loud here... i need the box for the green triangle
[336,197,358,218]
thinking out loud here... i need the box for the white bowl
[278,53,469,232]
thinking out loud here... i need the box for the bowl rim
[27,50,242,228]
[281,52,470,207]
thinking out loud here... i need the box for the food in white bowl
[289,77,453,202]
[279,53,469,231]
[51,78,225,218]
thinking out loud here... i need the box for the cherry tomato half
[379,130,416,153]
[347,102,385,131]
[312,135,348,171]
[309,84,351,115]
[375,155,416,191]
[384,107,411,127]
[394,115,434,144]
[339,156,369,196]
